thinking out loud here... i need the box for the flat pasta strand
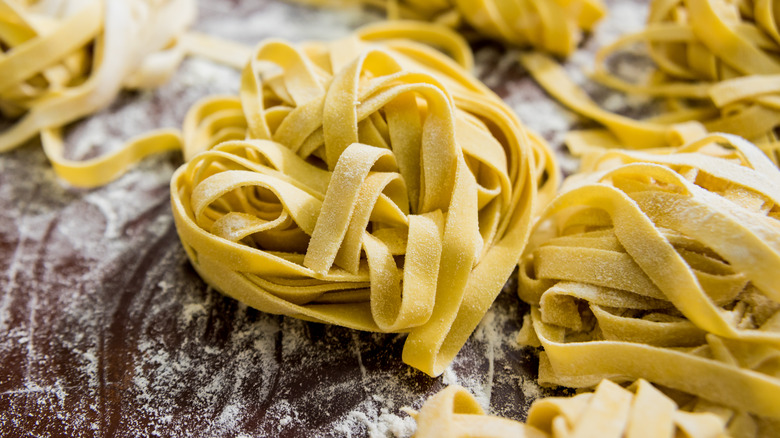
[516,133,780,422]
[171,22,558,376]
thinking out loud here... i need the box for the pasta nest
[544,0,780,156]
[294,0,606,57]
[0,0,194,185]
[615,0,780,83]
[518,134,780,420]
[412,380,736,438]
[170,23,557,376]
[593,0,780,91]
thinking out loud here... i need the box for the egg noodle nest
[170,22,557,377]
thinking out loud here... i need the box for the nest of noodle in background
[292,0,606,57]
[518,133,780,427]
[0,0,195,187]
[170,22,558,377]
[521,0,780,162]
[594,0,780,153]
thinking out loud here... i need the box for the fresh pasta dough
[519,0,780,164]
[170,21,558,377]
[292,0,606,57]
[0,0,196,187]
[411,380,738,438]
[516,133,780,423]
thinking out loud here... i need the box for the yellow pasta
[516,133,780,423]
[593,0,780,93]
[292,0,607,57]
[170,22,558,376]
[519,0,780,164]
[411,380,740,438]
[0,0,197,187]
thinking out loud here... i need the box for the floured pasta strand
[411,380,740,438]
[291,0,606,57]
[171,21,559,376]
[517,133,780,421]
[0,0,196,187]
[519,0,780,164]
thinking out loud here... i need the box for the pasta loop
[171,23,558,376]
[518,134,780,419]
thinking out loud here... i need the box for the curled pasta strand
[172,22,557,376]
[518,134,780,419]
[410,380,735,438]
